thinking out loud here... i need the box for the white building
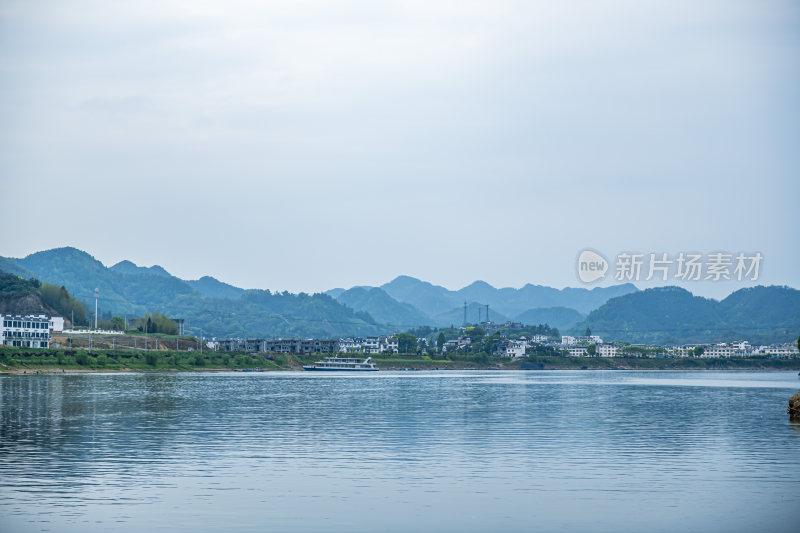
[337,338,363,353]
[505,340,527,358]
[385,336,399,353]
[1,314,52,348]
[360,336,399,354]
[530,335,549,344]
[442,339,459,353]
[704,343,736,358]
[730,341,751,354]
[597,343,618,357]
[753,344,800,357]
[50,316,65,333]
[567,345,588,357]
[562,335,603,345]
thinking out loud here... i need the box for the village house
[1,314,53,348]
[597,343,618,357]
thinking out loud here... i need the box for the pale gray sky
[1,0,798,298]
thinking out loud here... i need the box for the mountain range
[0,247,798,344]
[325,276,638,330]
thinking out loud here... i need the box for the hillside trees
[132,312,178,335]
[39,282,87,325]
[396,332,417,353]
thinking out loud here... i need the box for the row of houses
[1,314,64,348]
[453,333,799,359]
[668,341,799,358]
[550,339,798,358]
[217,335,798,359]
[494,336,619,357]
[212,336,400,355]
[2,312,797,359]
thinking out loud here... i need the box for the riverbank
[2,346,799,373]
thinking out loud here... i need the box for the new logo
[577,249,608,283]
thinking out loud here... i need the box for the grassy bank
[1,347,799,373]
[0,346,286,372]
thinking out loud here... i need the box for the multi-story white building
[562,335,603,345]
[752,344,800,357]
[359,336,399,354]
[385,336,399,353]
[1,314,52,348]
[597,343,618,357]
[567,345,588,357]
[704,343,736,358]
[337,338,363,353]
[505,340,527,358]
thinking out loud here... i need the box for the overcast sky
[1,0,798,299]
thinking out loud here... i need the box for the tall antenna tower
[478,306,482,324]
[463,301,467,326]
[486,304,489,323]
[94,288,99,329]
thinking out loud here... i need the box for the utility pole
[145,320,148,351]
[94,288,99,329]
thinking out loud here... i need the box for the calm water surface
[1,370,799,532]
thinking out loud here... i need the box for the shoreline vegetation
[2,346,799,374]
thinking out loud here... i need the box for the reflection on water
[1,371,799,532]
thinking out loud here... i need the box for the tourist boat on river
[303,356,379,371]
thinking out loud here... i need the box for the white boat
[302,356,379,371]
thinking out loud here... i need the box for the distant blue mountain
[186,276,245,300]
[431,302,510,328]
[111,260,172,277]
[333,287,431,328]
[513,307,586,331]
[380,275,638,317]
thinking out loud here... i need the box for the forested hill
[0,248,383,338]
[571,286,800,344]
[2,247,635,337]
[3,248,795,343]
[0,271,86,323]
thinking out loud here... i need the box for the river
[1,370,798,532]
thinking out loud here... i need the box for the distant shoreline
[2,359,799,375]
[3,346,800,374]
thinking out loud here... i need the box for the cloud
[0,0,798,296]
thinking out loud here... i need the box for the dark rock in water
[789,392,800,420]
